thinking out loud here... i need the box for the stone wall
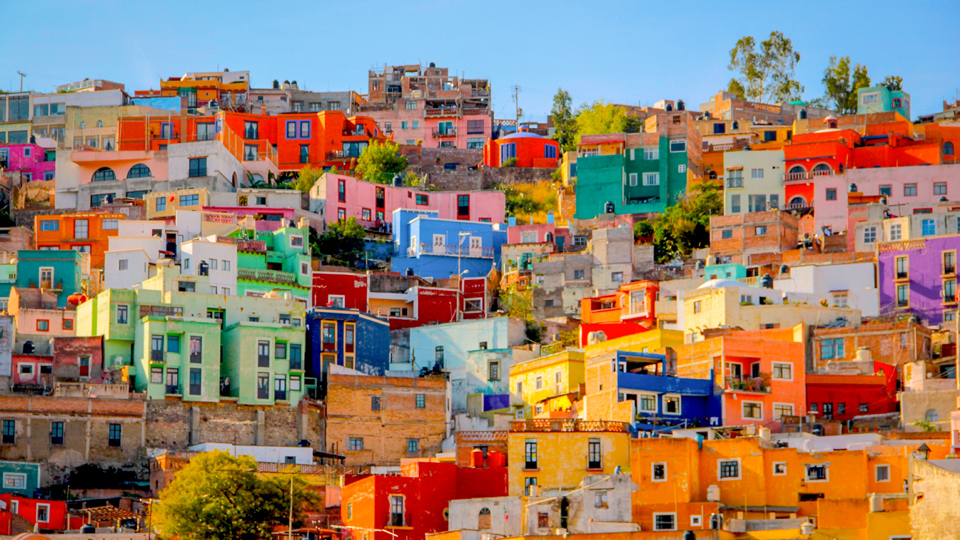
[403,147,557,191]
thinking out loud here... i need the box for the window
[188,158,207,178]
[713,123,726,134]
[611,271,623,283]
[435,346,444,363]
[863,226,877,244]
[258,341,270,367]
[574,269,585,280]
[289,344,302,370]
[348,437,363,450]
[806,464,828,481]
[875,464,890,482]
[3,473,25,490]
[897,284,909,307]
[749,194,767,212]
[50,421,64,445]
[2,420,15,444]
[773,462,787,475]
[652,462,666,481]
[693,300,702,314]
[108,424,121,447]
[820,338,845,360]
[905,183,917,196]
[663,395,681,415]
[524,476,538,496]
[772,362,792,380]
[180,194,200,206]
[416,194,429,205]
[37,504,49,523]
[545,145,557,159]
[944,279,956,303]
[653,513,676,531]
[72,218,90,239]
[825,188,837,201]
[750,168,764,179]
[638,393,657,412]
[669,140,686,153]
[524,439,538,469]
[862,93,879,105]
[934,182,948,196]
[275,375,287,401]
[150,366,164,384]
[642,172,660,186]
[285,121,297,139]
[889,223,902,240]
[36,320,49,332]
[719,459,741,479]
[92,167,116,182]
[371,396,381,411]
[742,401,762,420]
[773,404,794,420]
[390,496,405,527]
[63,319,73,331]
[643,148,659,160]
[256,372,268,399]
[628,173,638,186]
[406,438,419,453]
[39,220,58,231]
[156,197,167,212]
[275,340,287,360]
[415,394,426,408]
[921,219,936,237]
[678,164,686,174]
[488,361,500,381]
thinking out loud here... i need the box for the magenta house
[313,173,505,230]
[203,206,295,231]
[0,143,55,181]
[878,234,960,326]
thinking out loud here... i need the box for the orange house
[117,115,219,152]
[579,280,659,346]
[483,130,561,168]
[34,212,124,269]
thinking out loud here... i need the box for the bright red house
[340,460,507,540]
[805,361,898,422]
[579,280,659,347]
[0,495,80,531]
[483,129,560,168]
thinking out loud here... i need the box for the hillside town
[1,28,960,540]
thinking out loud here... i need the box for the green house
[231,227,311,303]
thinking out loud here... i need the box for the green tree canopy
[821,56,870,114]
[355,140,408,183]
[575,101,632,142]
[652,183,722,262]
[727,31,804,104]
[153,452,315,540]
[312,217,367,268]
[881,75,903,91]
[550,88,577,152]
[293,165,323,193]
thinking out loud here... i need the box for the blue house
[391,209,507,279]
[306,307,390,386]
[14,250,83,308]
[613,351,722,435]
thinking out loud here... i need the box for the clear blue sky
[4,0,957,121]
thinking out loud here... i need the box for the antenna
[512,85,522,129]
[16,71,26,93]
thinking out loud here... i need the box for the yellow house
[682,281,861,344]
[509,349,584,418]
[560,151,577,187]
[144,187,213,219]
[508,418,631,497]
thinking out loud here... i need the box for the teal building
[857,85,910,120]
[13,250,83,308]
[232,226,311,305]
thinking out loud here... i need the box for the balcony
[150,350,164,363]
[166,384,181,395]
[425,107,459,118]
[342,128,371,137]
[190,352,202,363]
[238,267,298,285]
[414,243,495,259]
[784,168,835,182]
[896,271,909,280]
[510,419,630,433]
[945,266,956,276]
[725,375,771,393]
[727,178,744,189]
[432,128,457,138]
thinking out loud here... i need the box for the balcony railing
[150,350,164,362]
[412,243,495,259]
[510,419,630,433]
[727,178,744,188]
[190,352,202,363]
[785,168,835,182]
[725,375,771,393]
[238,267,299,284]
[432,128,457,138]
[945,266,956,275]
[896,271,909,280]
[425,107,459,117]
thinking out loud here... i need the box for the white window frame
[690,515,702,527]
[653,512,677,531]
[742,400,763,420]
[329,295,345,308]
[771,362,793,381]
[662,394,681,415]
[36,503,50,523]
[678,164,686,174]
[628,173,638,186]
[875,464,891,482]
[805,463,829,482]
[642,172,660,186]
[3,473,26,489]
[643,148,659,161]
[669,140,686,153]
[861,92,879,105]
[773,403,794,421]
[718,458,742,480]
[652,462,667,482]
[637,392,657,413]
[290,235,304,248]
[773,462,787,476]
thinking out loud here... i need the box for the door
[470,236,482,257]
[433,234,446,255]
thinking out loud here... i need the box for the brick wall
[325,373,447,466]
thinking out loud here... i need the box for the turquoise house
[704,263,747,281]
[0,461,41,496]
[857,85,910,120]
[14,250,83,308]
[574,135,690,220]
[232,227,311,305]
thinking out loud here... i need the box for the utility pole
[16,71,26,93]
[512,85,522,130]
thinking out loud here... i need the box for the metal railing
[432,128,457,138]
[510,419,630,433]
[238,267,298,284]
[413,243,495,259]
[727,177,743,188]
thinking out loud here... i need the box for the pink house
[809,163,960,234]
[0,143,55,181]
[505,218,571,251]
[312,173,505,230]
[203,206,295,231]
[71,149,169,185]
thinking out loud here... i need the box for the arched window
[604,201,615,214]
[813,163,832,175]
[545,232,553,243]
[925,409,939,423]
[788,165,805,175]
[126,164,152,179]
[945,142,954,156]
[892,98,901,108]
[478,508,491,530]
[789,196,806,208]
[92,167,116,182]
[232,172,238,188]
[96,120,103,128]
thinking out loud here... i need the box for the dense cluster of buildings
[1,66,960,540]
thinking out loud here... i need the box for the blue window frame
[161,122,174,139]
[156,197,166,211]
[180,194,199,206]
[39,220,58,231]
[286,121,297,139]
[922,219,936,236]
[545,145,557,159]
[299,120,311,138]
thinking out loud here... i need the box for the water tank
[856,347,872,363]
[488,451,506,468]
[470,448,484,467]
[677,99,685,111]
[67,294,88,306]
[759,427,771,443]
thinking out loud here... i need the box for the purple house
[0,143,55,181]
[878,234,960,326]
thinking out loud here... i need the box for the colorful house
[723,148,785,214]
[305,306,389,386]
[34,212,124,269]
[229,225,312,305]
[390,209,506,280]
[857,84,911,119]
[482,130,560,168]
[0,143,55,181]
[0,494,74,531]
[0,461,41,497]
[805,361,898,422]
[310,173,505,229]
[13,250,83,309]
[340,460,507,540]
[509,349,585,418]
[877,233,959,326]
[579,280,659,346]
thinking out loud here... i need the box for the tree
[153,452,315,540]
[500,284,533,321]
[355,140,408,183]
[821,56,870,115]
[727,31,804,104]
[652,183,722,262]
[293,165,323,193]
[312,217,367,268]
[575,101,630,142]
[881,75,903,91]
[725,78,747,100]
[550,88,577,152]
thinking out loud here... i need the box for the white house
[181,237,238,296]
